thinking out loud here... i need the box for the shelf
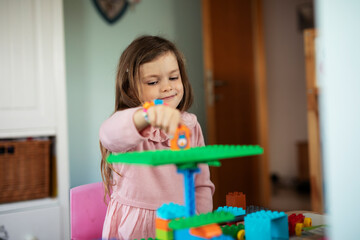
[0,198,59,214]
[0,128,56,139]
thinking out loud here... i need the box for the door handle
[214,80,227,87]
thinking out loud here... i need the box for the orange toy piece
[190,224,222,239]
[226,192,246,209]
[170,124,191,150]
[155,218,171,231]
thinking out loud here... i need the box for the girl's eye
[169,76,179,81]
[147,81,158,85]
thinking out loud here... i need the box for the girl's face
[139,52,184,109]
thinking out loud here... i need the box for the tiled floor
[270,186,311,212]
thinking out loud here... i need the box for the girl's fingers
[160,108,172,133]
[155,105,166,128]
[168,110,181,137]
[147,105,181,136]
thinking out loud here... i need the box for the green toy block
[107,145,263,169]
[221,224,245,238]
[156,229,173,240]
[133,238,156,240]
[168,211,235,230]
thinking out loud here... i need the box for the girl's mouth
[161,94,176,100]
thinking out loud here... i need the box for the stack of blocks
[156,218,173,240]
[169,211,235,240]
[156,203,186,240]
[244,210,289,240]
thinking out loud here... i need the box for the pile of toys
[107,125,314,240]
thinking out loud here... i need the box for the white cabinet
[0,202,61,240]
[0,0,58,137]
[0,0,69,239]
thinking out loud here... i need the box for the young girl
[99,35,214,240]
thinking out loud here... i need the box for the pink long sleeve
[99,107,147,153]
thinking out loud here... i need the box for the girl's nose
[161,80,173,92]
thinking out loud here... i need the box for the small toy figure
[171,124,191,150]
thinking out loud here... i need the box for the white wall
[317,0,360,238]
[63,0,205,188]
[263,0,311,180]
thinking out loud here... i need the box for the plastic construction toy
[107,145,263,168]
[244,210,289,240]
[288,213,312,236]
[107,137,264,239]
[220,224,245,239]
[215,206,246,217]
[107,144,263,219]
[226,192,246,209]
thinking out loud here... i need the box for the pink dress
[99,107,215,240]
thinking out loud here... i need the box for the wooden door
[304,29,324,213]
[202,0,270,208]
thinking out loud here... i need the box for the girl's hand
[146,104,181,137]
[133,105,181,137]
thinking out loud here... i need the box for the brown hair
[100,35,194,202]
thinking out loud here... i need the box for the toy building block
[174,229,234,240]
[211,236,234,240]
[288,213,305,236]
[189,223,222,239]
[157,203,186,220]
[246,205,269,213]
[288,213,313,237]
[156,217,174,240]
[133,238,156,240]
[245,210,289,240]
[226,192,246,209]
[215,206,246,217]
[169,211,235,230]
[156,218,172,231]
[156,228,174,240]
[220,205,269,223]
[220,224,245,239]
[177,167,200,217]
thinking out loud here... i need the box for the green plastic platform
[168,211,235,230]
[107,145,263,168]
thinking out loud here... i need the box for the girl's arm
[99,107,148,153]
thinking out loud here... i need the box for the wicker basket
[0,139,51,203]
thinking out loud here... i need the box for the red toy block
[226,192,246,209]
[288,213,305,236]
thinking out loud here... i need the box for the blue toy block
[157,203,186,220]
[211,235,234,240]
[245,210,289,240]
[177,167,200,217]
[215,206,246,216]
